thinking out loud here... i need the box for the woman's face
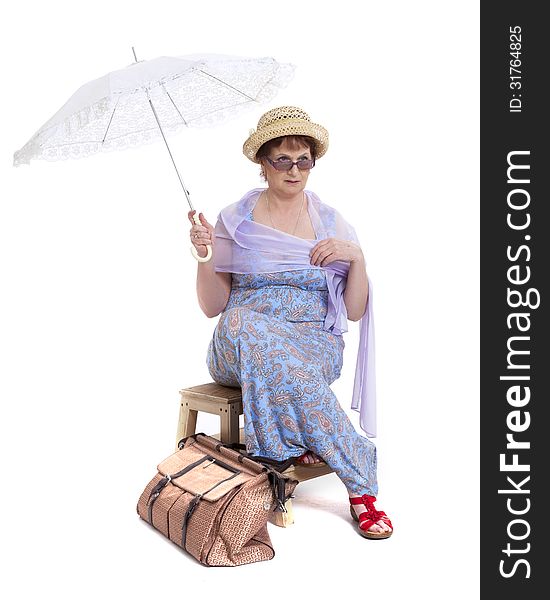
[262,138,313,197]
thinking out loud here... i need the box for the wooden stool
[176,382,243,447]
[176,382,333,528]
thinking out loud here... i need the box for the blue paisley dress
[207,266,378,497]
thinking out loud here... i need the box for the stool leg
[220,403,240,444]
[175,400,198,450]
[269,499,294,527]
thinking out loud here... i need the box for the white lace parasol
[13,53,295,167]
[13,51,295,262]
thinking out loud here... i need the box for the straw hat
[243,106,329,163]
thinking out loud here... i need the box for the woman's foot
[349,495,393,539]
[295,450,325,466]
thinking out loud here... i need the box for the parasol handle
[190,213,212,263]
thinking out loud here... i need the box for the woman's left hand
[310,238,364,267]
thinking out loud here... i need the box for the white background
[1,1,479,598]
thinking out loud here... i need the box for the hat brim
[243,119,329,163]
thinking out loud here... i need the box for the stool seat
[176,382,333,527]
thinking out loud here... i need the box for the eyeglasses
[265,157,315,171]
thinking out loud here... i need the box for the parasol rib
[161,84,189,126]
[102,95,122,144]
[197,69,257,101]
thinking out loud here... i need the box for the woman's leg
[209,308,376,488]
[208,307,391,536]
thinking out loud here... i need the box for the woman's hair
[256,135,318,161]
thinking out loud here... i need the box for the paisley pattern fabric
[207,268,378,496]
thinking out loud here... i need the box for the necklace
[265,191,305,236]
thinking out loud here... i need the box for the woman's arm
[188,211,232,318]
[309,238,369,321]
[342,253,369,321]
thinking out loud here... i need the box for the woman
[188,106,393,539]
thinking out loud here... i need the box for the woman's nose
[288,163,299,174]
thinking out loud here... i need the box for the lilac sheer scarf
[213,188,376,437]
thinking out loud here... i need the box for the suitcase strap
[221,443,295,512]
[180,470,242,548]
[147,454,240,524]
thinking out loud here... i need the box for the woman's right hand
[188,210,215,260]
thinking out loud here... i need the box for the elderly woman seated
[188,106,393,539]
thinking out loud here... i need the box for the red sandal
[294,450,327,468]
[349,495,393,539]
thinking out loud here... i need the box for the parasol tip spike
[132,47,138,62]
